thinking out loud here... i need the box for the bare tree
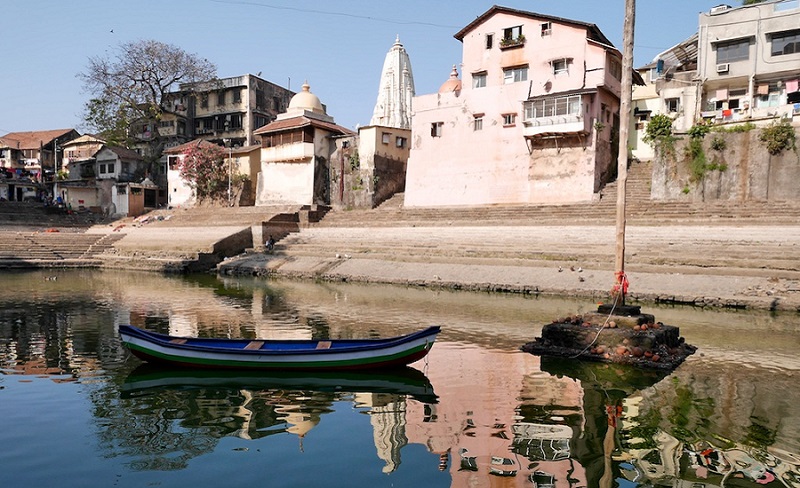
[79,39,217,166]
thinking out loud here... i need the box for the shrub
[710,135,726,151]
[687,137,707,182]
[643,114,673,142]
[759,121,797,155]
[687,122,711,139]
[643,114,676,158]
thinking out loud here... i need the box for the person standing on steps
[265,235,275,252]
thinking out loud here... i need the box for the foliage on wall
[178,143,230,202]
[759,121,797,156]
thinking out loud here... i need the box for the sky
[1,0,733,135]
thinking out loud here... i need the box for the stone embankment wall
[651,125,800,201]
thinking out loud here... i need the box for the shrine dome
[438,65,462,94]
[288,81,325,114]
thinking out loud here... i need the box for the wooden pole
[615,0,636,306]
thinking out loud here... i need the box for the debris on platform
[521,304,697,371]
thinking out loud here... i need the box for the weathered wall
[651,126,800,201]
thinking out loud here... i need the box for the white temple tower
[370,36,415,129]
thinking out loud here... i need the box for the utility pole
[614,0,636,307]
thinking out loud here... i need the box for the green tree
[742,0,767,4]
[81,98,135,147]
[78,39,217,164]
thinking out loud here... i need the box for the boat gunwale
[118,325,441,357]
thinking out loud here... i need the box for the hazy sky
[1,0,730,134]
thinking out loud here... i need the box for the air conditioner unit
[716,63,730,74]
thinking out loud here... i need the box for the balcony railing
[500,35,526,49]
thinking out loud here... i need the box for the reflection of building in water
[404,345,588,486]
[617,394,800,486]
[359,396,408,474]
[274,401,322,449]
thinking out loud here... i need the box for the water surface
[1,270,798,487]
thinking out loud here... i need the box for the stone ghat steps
[275,226,800,277]
[139,205,303,228]
[0,232,124,261]
[315,199,800,227]
[0,201,104,228]
[319,159,800,226]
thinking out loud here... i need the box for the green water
[0,269,798,487]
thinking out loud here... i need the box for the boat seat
[244,340,265,350]
[170,339,187,344]
[316,341,331,350]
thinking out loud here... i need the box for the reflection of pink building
[405,344,588,486]
[406,6,638,207]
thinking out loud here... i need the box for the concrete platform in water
[521,304,697,371]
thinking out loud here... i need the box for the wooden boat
[118,325,440,370]
[121,364,438,403]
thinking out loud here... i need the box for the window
[771,29,800,56]
[396,136,406,148]
[716,38,750,63]
[503,66,528,84]
[524,94,583,120]
[200,93,209,109]
[551,59,568,75]
[108,163,115,174]
[486,33,493,49]
[503,25,522,42]
[502,113,516,126]
[473,115,484,131]
[217,90,226,106]
[541,22,552,36]
[608,57,622,81]
[472,72,487,88]
[233,88,242,103]
[99,163,106,174]
[382,132,390,144]
[168,155,181,170]
[666,98,680,113]
[229,113,243,129]
[431,122,443,137]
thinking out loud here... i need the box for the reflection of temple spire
[357,393,408,473]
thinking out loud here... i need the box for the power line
[209,0,460,28]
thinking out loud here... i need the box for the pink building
[405,6,637,207]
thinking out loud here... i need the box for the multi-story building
[630,34,699,160]
[158,74,295,151]
[404,6,640,207]
[698,0,800,123]
[60,134,106,175]
[0,129,79,179]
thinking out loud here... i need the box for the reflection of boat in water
[122,364,438,404]
[119,324,440,370]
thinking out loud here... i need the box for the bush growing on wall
[643,114,676,159]
[759,121,797,155]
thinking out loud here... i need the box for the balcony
[262,142,315,163]
[522,114,586,138]
[500,35,526,50]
